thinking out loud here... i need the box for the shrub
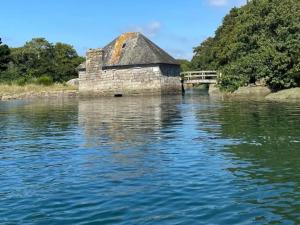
[0,66,21,83]
[36,75,53,86]
[15,77,28,86]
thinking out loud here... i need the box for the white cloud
[124,21,162,37]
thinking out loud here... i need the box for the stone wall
[159,64,182,94]
[80,65,181,96]
[159,64,180,77]
[86,49,104,74]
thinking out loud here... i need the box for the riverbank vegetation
[0,37,84,85]
[0,83,78,101]
[0,83,77,96]
[186,0,300,92]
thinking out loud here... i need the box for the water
[0,90,300,225]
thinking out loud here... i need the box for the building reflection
[78,95,183,182]
[78,95,183,150]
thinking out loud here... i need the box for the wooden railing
[181,71,218,84]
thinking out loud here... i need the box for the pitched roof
[102,32,179,67]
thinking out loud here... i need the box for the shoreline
[0,90,79,101]
[0,84,78,101]
[1,84,299,103]
[209,85,300,102]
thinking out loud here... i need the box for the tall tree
[52,43,84,82]
[191,37,218,70]
[191,0,300,91]
[7,38,84,82]
[0,38,11,72]
[12,38,55,78]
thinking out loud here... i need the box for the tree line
[182,0,300,91]
[0,38,84,85]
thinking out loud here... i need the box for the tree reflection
[194,99,300,223]
[0,99,78,149]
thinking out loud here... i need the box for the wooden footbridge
[181,71,218,85]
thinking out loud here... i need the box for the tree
[7,38,84,82]
[191,0,300,91]
[52,43,84,82]
[11,38,55,79]
[0,38,11,72]
[191,37,218,70]
[177,59,192,72]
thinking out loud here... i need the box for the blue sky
[0,0,246,59]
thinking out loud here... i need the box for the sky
[0,0,246,60]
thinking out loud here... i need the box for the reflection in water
[194,99,300,224]
[0,99,78,152]
[78,96,183,183]
[0,93,300,225]
[78,96,183,149]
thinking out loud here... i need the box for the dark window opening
[114,94,123,97]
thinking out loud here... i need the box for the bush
[11,73,36,86]
[15,77,28,86]
[36,75,53,86]
[0,65,21,83]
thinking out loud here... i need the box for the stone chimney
[86,48,104,74]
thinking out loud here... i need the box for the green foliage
[191,38,218,70]
[52,43,85,82]
[15,77,29,86]
[0,65,20,82]
[0,38,84,84]
[177,59,192,72]
[36,75,53,86]
[192,0,300,91]
[0,38,11,72]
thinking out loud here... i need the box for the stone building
[78,32,181,96]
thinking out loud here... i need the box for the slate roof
[102,32,179,67]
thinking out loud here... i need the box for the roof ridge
[102,32,179,67]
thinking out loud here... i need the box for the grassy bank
[0,83,78,101]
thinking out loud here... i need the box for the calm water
[0,90,300,225]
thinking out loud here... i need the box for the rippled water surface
[1,91,300,225]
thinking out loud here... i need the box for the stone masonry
[78,32,182,96]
